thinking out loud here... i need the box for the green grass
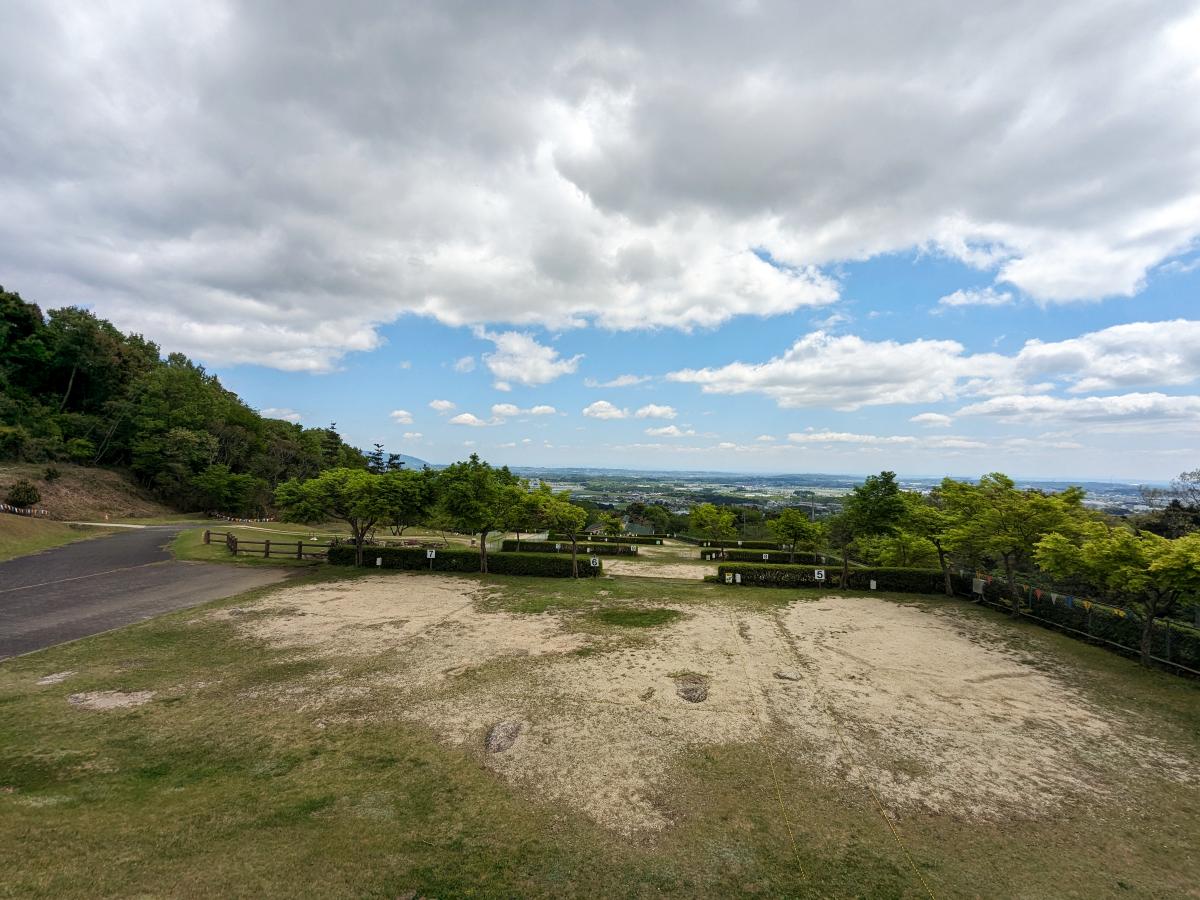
[592,607,684,628]
[169,527,325,568]
[0,517,115,562]
[1,571,1198,897]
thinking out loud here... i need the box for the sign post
[814,569,826,583]
[427,548,436,570]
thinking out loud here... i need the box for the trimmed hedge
[717,563,952,594]
[328,544,601,577]
[546,533,665,545]
[702,549,842,564]
[683,536,785,550]
[500,539,638,556]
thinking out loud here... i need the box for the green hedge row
[681,536,784,550]
[703,549,841,564]
[546,533,665,545]
[716,563,953,593]
[328,544,601,577]
[500,539,638,556]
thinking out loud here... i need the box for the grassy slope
[0,463,176,521]
[0,517,115,562]
[0,573,1197,898]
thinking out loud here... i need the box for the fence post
[203,529,210,545]
[296,541,303,560]
[228,534,238,555]
[264,539,271,559]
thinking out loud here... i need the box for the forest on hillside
[0,286,368,514]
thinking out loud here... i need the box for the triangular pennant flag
[1035,589,1043,600]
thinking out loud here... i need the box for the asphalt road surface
[0,526,288,660]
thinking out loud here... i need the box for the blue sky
[4,2,1200,480]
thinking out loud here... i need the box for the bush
[684,536,784,550]
[703,548,841,564]
[328,544,601,578]
[546,533,665,545]
[716,563,950,593]
[43,466,61,482]
[500,539,638,556]
[5,478,41,508]
[64,437,95,464]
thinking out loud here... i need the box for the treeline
[686,471,1200,665]
[0,286,368,513]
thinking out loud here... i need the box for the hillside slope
[0,463,177,520]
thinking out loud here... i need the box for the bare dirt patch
[68,690,155,710]
[36,671,75,686]
[225,580,1195,835]
[603,559,716,580]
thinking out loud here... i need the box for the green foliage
[547,533,665,545]
[0,286,367,512]
[688,503,737,547]
[499,540,638,555]
[327,544,601,577]
[600,514,624,536]
[704,548,842,564]
[42,466,61,482]
[5,478,41,508]
[768,508,824,562]
[433,454,523,573]
[275,468,399,565]
[592,608,682,627]
[717,563,953,593]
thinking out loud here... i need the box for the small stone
[638,687,655,701]
[484,720,523,753]
[773,671,802,682]
[674,676,709,703]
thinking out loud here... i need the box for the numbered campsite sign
[375,557,382,567]
[589,556,600,568]
[555,543,562,551]
[426,549,436,559]
[762,553,770,560]
[814,569,826,581]
[869,579,877,590]
[725,573,733,583]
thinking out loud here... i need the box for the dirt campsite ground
[3,566,1198,898]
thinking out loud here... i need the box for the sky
[2,1,1199,480]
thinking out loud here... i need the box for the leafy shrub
[716,563,949,593]
[683,536,784,550]
[703,548,842,564]
[5,478,41,508]
[500,539,638,556]
[546,533,665,545]
[43,466,61,482]
[328,544,601,577]
[64,437,95,464]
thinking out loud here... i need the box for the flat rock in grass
[484,720,523,753]
[674,676,709,703]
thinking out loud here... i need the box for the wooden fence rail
[203,529,331,559]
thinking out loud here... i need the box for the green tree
[902,490,957,596]
[1036,525,1200,665]
[384,467,438,537]
[690,503,737,556]
[769,508,823,563]
[5,478,41,508]
[601,514,624,537]
[535,487,588,577]
[275,468,394,566]
[434,454,522,573]
[944,473,1087,616]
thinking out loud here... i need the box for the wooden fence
[204,529,331,560]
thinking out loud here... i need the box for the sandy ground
[219,575,1195,834]
[68,690,155,710]
[602,559,716,580]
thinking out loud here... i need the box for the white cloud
[582,400,627,420]
[957,392,1200,429]
[491,403,521,418]
[490,402,558,419]
[910,412,953,427]
[634,404,677,420]
[389,409,414,424]
[448,412,496,427]
[937,286,1015,309]
[8,4,1199,370]
[585,374,651,388]
[530,405,557,416]
[755,434,776,442]
[788,431,919,445]
[402,431,422,439]
[478,330,582,389]
[429,399,456,413]
[645,425,696,437]
[453,355,476,373]
[261,407,302,423]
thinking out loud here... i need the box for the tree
[690,503,737,556]
[769,508,823,563]
[434,454,521,574]
[383,467,437,537]
[902,490,957,596]
[824,471,908,585]
[366,443,386,473]
[643,503,671,534]
[1036,525,1200,665]
[275,468,393,566]
[944,473,1087,616]
[536,488,588,577]
[601,513,624,536]
[5,478,40,508]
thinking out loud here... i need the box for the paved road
[0,526,289,660]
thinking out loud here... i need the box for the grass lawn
[1,570,1198,898]
[0,517,115,562]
